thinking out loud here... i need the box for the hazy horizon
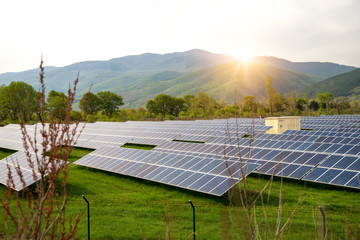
[1,0,359,74]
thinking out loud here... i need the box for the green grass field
[121,143,157,151]
[0,148,16,159]
[1,148,360,239]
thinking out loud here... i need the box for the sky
[0,0,359,73]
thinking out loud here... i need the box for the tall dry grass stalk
[163,190,171,240]
[224,118,303,240]
[0,59,89,239]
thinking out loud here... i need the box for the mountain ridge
[118,61,321,107]
[251,56,357,79]
[0,49,357,107]
[298,68,360,98]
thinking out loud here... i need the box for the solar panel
[319,155,343,168]
[331,171,358,186]
[2,115,360,194]
[333,156,358,169]
[316,169,343,183]
[348,159,360,171]
[345,174,360,188]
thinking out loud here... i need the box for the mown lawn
[1,148,360,239]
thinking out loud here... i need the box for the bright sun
[235,47,255,62]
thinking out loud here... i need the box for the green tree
[266,76,275,116]
[146,94,187,117]
[146,99,157,117]
[333,97,349,114]
[170,97,187,117]
[296,98,306,111]
[215,105,237,118]
[80,92,102,115]
[47,90,68,119]
[1,81,39,122]
[257,104,266,117]
[350,100,360,113]
[242,96,257,113]
[219,98,227,108]
[184,95,198,117]
[317,92,334,110]
[97,91,124,118]
[309,100,320,111]
[148,94,172,116]
[287,91,298,114]
[196,91,217,116]
[197,91,211,114]
[273,91,286,112]
[0,85,11,122]
[304,93,309,111]
[136,107,147,120]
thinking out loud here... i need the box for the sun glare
[235,47,255,62]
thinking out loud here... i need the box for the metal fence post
[189,200,195,240]
[82,195,90,240]
[319,206,327,240]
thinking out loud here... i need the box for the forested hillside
[121,61,320,107]
[298,68,360,98]
[0,49,236,95]
[0,49,356,108]
[251,56,357,79]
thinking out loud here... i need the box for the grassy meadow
[0,148,16,159]
[1,148,359,239]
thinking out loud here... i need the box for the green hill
[252,56,357,79]
[0,49,236,95]
[118,61,320,107]
[1,49,353,108]
[298,68,360,98]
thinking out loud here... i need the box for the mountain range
[297,68,360,98]
[250,56,356,79]
[0,49,358,107]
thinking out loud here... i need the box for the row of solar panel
[89,147,254,179]
[75,153,258,196]
[79,129,360,141]
[91,142,328,182]
[207,136,360,155]
[154,147,323,178]
[305,128,360,133]
[259,132,360,144]
[163,150,360,188]
[80,127,252,140]
[304,168,360,188]
[252,140,360,155]
[2,116,360,193]
[206,133,360,145]
[76,136,168,146]
[301,123,360,128]
[76,116,359,193]
[156,146,360,171]
[154,145,360,189]
[302,117,360,121]
[302,119,360,123]
[80,130,180,139]
[0,140,23,151]
[80,125,267,138]
[155,138,360,160]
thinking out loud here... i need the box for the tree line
[0,81,124,125]
[1,78,359,125]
